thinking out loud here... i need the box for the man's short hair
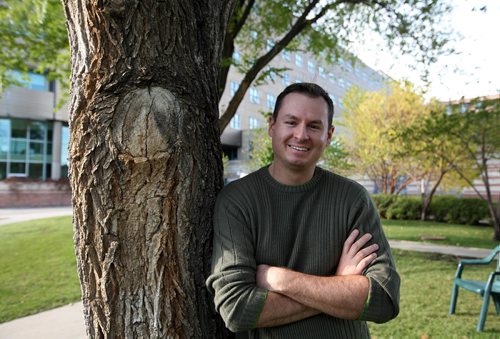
[272,82,335,128]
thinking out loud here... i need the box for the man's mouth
[288,145,309,152]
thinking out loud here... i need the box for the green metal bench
[449,245,500,332]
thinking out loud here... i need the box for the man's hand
[336,229,378,276]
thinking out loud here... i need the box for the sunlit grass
[0,216,80,323]
[371,249,500,338]
[382,219,500,249]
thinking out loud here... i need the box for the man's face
[268,92,333,175]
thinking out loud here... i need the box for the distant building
[0,47,388,206]
[219,48,389,181]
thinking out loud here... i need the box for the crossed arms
[255,230,378,328]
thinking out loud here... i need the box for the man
[207,83,400,338]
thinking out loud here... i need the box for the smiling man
[207,83,400,338]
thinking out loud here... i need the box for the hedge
[371,194,491,225]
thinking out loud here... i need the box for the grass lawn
[0,216,80,323]
[1,217,500,337]
[382,219,500,249]
[371,249,500,338]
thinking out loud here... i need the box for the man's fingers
[349,232,373,254]
[354,243,379,261]
[357,253,378,271]
[343,229,360,253]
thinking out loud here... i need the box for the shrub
[428,196,490,225]
[385,196,421,220]
[371,194,397,218]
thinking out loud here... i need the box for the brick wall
[0,179,71,208]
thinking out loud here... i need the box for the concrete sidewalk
[0,208,496,338]
[0,206,72,226]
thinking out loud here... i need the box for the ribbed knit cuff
[358,276,392,322]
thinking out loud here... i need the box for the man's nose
[294,124,309,140]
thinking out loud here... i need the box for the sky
[351,0,500,101]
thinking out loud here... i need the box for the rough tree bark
[62,1,235,337]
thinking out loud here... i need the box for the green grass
[371,249,500,338]
[1,217,500,337]
[382,219,500,249]
[0,216,81,323]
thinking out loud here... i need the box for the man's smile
[288,145,310,152]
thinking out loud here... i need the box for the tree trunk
[63,1,235,337]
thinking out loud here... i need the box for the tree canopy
[1,0,452,133]
[341,81,429,194]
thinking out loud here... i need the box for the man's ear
[326,124,335,143]
[268,116,275,137]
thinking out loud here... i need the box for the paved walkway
[0,207,496,338]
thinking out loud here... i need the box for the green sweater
[206,166,400,338]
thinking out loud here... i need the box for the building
[0,47,388,207]
[219,48,389,180]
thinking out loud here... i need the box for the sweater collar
[260,165,324,192]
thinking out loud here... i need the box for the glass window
[328,73,335,83]
[232,51,241,64]
[249,87,260,104]
[230,81,239,96]
[9,162,26,175]
[10,140,27,161]
[249,117,259,129]
[338,78,345,88]
[266,67,276,82]
[29,142,44,162]
[282,73,290,87]
[266,39,274,51]
[266,94,276,110]
[318,66,326,78]
[0,119,10,160]
[295,54,303,67]
[230,114,241,129]
[11,119,28,138]
[29,163,44,179]
[61,126,69,167]
[282,50,290,61]
[307,60,315,73]
[30,121,46,140]
[0,162,6,180]
[8,70,48,91]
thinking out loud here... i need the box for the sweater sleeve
[350,190,400,323]
[206,188,268,332]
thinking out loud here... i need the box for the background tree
[442,97,500,239]
[62,1,236,337]
[0,0,68,93]
[1,0,452,133]
[396,102,477,220]
[341,81,429,194]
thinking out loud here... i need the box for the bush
[371,194,490,225]
[385,196,421,220]
[371,194,397,218]
[428,196,490,225]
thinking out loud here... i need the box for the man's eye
[285,121,296,125]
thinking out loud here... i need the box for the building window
[295,78,302,84]
[318,66,326,78]
[61,125,69,177]
[7,70,49,91]
[338,78,345,88]
[232,51,241,64]
[249,117,259,129]
[328,73,335,83]
[266,67,276,82]
[282,73,290,87]
[230,81,239,96]
[282,49,291,61]
[295,53,303,67]
[230,114,241,129]
[249,87,260,104]
[307,60,315,74]
[266,94,276,110]
[0,118,52,180]
[267,39,274,51]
